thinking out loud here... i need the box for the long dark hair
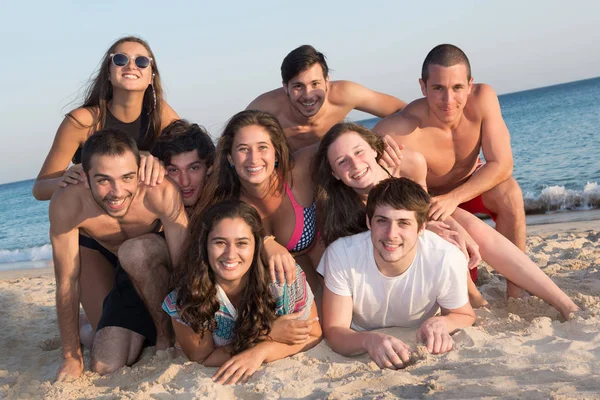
[193,110,293,217]
[67,36,164,150]
[172,200,276,355]
[312,122,386,246]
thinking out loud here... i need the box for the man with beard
[49,129,188,381]
[319,178,475,369]
[247,45,406,151]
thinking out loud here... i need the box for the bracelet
[264,235,276,243]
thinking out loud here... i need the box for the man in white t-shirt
[318,177,476,370]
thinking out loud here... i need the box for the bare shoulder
[471,83,497,98]
[247,88,287,114]
[160,100,180,128]
[328,80,362,104]
[64,107,96,132]
[468,84,500,110]
[49,184,86,228]
[373,100,424,136]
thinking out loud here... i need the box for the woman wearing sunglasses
[32,35,179,200]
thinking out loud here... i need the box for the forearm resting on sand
[55,277,83,360]
[324,326,373,356]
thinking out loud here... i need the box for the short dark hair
[281,45,329,85]
[366,178,430,227]
[152,119,216,167]
[421,44,471,83]
[82,128,140,174]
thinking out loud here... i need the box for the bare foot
[506,280,529,299]
[557,299,580,321]
[155,334,173,351]
[79,313,95,348]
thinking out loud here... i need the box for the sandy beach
[2,213,600,399]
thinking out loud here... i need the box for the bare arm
[159,100,180,130]
[49,189,85,380]
[171,318,216,362]
[145,182,189,266]
[33,109,93,200]
[444,85,514,203]
[210,303,322,384]
[322,288,412,369]
[337,81,406,117]
[322,287,369,356]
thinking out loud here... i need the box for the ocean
[1,77,599,267]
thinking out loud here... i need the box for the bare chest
[79,208,161,254]
[281,108,349,151]
[412,123,482,188]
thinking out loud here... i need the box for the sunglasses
[109,53,153,69]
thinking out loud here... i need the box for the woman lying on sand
[313,122,579,319]
[163,200,321,385]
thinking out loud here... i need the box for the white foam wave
[0,244,53,263]
[524,181,600,213]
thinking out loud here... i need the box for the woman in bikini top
[193,110,323,290]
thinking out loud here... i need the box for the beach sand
[2,214,600,399]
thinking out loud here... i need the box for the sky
[0,0,598,184]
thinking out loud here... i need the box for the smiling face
[207,217,255,289]
[367,204,423,274]
[227,125,277,186]
[284,63,329,118]
[419,63,473,125]
[109,41,153,92]
[166,150,210,207]
[327,131,381,193]
[88,151,139,218]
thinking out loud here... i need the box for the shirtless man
[374,44,526,297]
[50,129,188,381]
[247,45,406,151]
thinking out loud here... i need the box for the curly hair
[172,200,277,355]
[312,122,386,246]
[193,109,293,217]
[67,36,165,151]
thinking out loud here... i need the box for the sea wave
[524,182,600,214]
[0,244,52,263]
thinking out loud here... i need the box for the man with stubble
[374,44,527,298]
[248,45,407,152]
[50,128,188,381]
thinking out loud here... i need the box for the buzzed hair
[152,119,216,167]
[421,44,471,83]
[281,45,329,85]
[366,178,430,227]
[82,128,140,174]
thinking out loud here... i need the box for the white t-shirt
[317,230,468,331]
